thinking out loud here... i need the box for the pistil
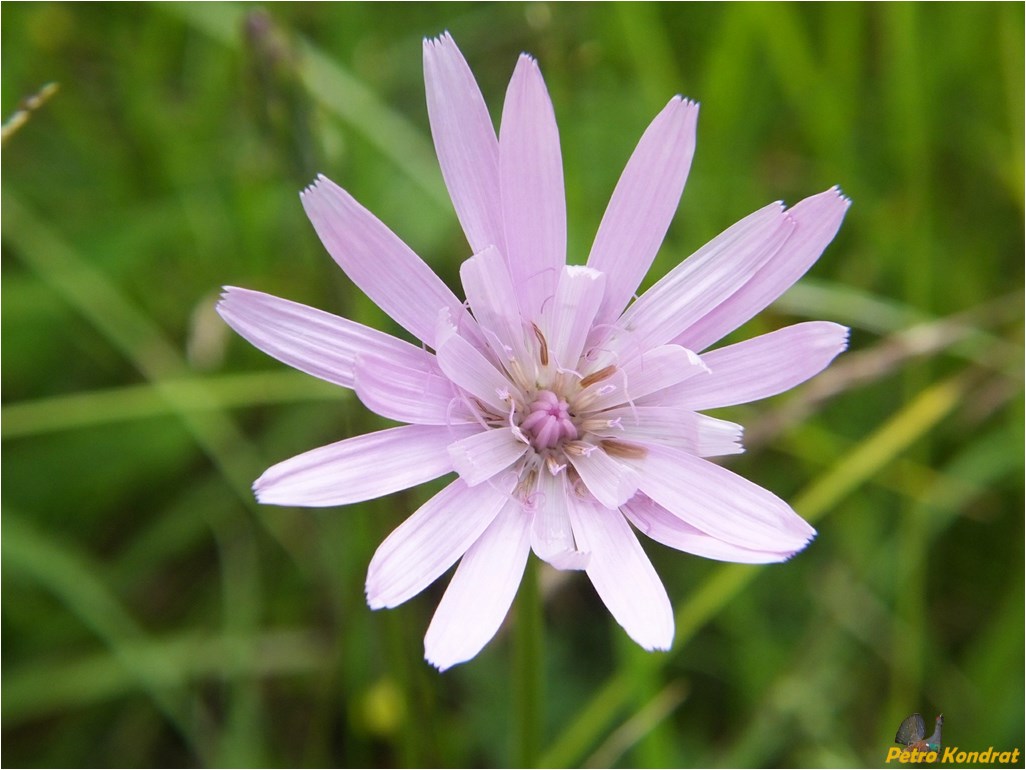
[520,389,578,450]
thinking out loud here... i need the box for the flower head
[217,32,850,670]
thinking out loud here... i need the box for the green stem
[512,556,544,768]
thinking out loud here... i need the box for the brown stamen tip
[562,440,590,457]
[532,323,549,367]
[580,365,618,389]
[600,439,648,460]
[517,468,538,499]
[544,454,566,474]
[571,474,588,498]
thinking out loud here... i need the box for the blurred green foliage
[2,3,1023,767]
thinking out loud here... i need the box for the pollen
[532,322,549,367]
[599,439,648,460]
[579,364,618,389]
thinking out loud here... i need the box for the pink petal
[672,321,849,410]
[577,345,708,413]
[567,446,639,509]
[447,428,528,486]
[435,326,514,415]
[593,406,744,458]
[530,471,590,570]
[632,445,816,553]
[622,494,798,564]
[424,498,531,671]
[569,502,674,651]
[499,55,567,321]
[611,201,794,354]
[254,423,477,507]
[588,97,699,324]
[675,187,851,352]
[460,246,530,365]
[366,475,516,609]
[423,33,505,257]
[216,287,432,389]
[544,266,607,370]
[353,353,460,425]
[300,175,472,347]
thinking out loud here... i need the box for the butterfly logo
[895,713,944,752]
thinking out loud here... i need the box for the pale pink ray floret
[217,32,851,671]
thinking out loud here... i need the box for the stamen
[532,322,549,367]
[517,467,539,502]
[489,467,525,508]
[615,367,639,419]
[451,393,489,430]
[544,454,566,475]
[480,325,516,368]
[578,366,635,416]
[579,364,618,389]
[507,357,530,392]
[554,363,584,382]
[582,322,620,362]
[522,490,544,513]
[600,439,648,460]
[539,292,555,316]
[501,389,530,444]
[570,474,589,499]
[579,415,624,434]
[563,440,596,457]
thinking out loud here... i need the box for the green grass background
[2,3,1023,767]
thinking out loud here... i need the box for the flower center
[519,389,578,450]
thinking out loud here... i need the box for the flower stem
[512,556,544,768]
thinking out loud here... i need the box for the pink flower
[217,32,850,671]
